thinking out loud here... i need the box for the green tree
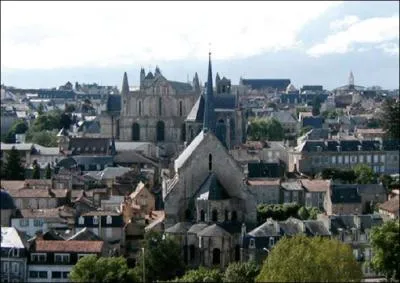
[65,104,76,113]
[4,120,29,143]
[27,130,58,147]
[266,118,284,141]
[69,255,139,283]
[37,103,44,115]
[248,118,284,141]
[32,160,41,179]
[174,267,223,283]
[297,206,310,220]
[4,146,25,180]
[308,207,320,220]
[223,261,260,283]
[353,164,377,184]
[60,112,72,130]
[311,96,322,116]
[45,163,52,179]
[380,98,400,139]
[256,235,362,282]
[370,220,400,281]
[134,231,184,283]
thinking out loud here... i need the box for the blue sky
[1,1,399,90]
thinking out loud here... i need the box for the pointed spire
[121,72,129,95]
[193,72,200,93]
[349,70,354,86]
[203,52,215,132]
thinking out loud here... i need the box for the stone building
[100,68,200,158]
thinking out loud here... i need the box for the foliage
[300,126,313,136]
[248,118,284,141]
[0,160,5,179]
[30,110,62,132]
[4,119,29,143]
[65,104,76,113]
[266,102,277,110]
[353,164,377,184]
[32,160,41,179]
[297,206,310,220]
[134,231,185,283]
[27,130,58,147]
[223,261,260,283]
[256,235,363,282]
[173,267,223,283]
[45,163,52,179]
[60,112,72,130]
[321,109,344,119]
[308,207,320,220]
[69,255,139,283]
[370,220,400,281]
[311,95,322,116]
[3,146,25,180]
[380,98,400,139]
[257,204,321,224]
[37,103,44,115]
[320,168,357,183]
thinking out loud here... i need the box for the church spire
[121,72,129,96]
[203,52,215,133]
[349,70,354,87]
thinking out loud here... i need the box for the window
[181,124,186,142]
[85,146,89,152]
[359,155,364,163]
[331,156,336,164]
[12,249,18,257]
[54,254,70,264]
[138,101,142,116]
[179,101,183,117]
[158,97,162,116]
[380,166,385,173]
[33,219,43,227]
[93,216,99,225]
[156,121,165,142]
[337,155,343,164]
[4,262,9,273]
[231,211,238,222]
[39,271,48,279]
[78,216,84,225]
[19,219,29,227]
[106,215,112,224]
[373,155,379,163]
[366,155,372,163]
[380,155,385,162]
[269,237,275,247]
[209,154,212,171]
[212,248,221,265]
[344,156,349,164]
[52,271,62,279]
[31,253,46,263]
[249,238,255,248]
[63,272,69,279]
[200,210,205,222]
[351,155,357,163]
[29,271,38,278]
[224,210,229,222]
[132,123,140,141]
[189,245,195,261]
[212,209,218,222]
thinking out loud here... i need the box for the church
[162,53,257,269]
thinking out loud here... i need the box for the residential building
[378,196,399,220]
[247,179,281,205]
[301,179,330,210]
[1,227,29,283]
[0,189,17,226]
[324,185,362,215]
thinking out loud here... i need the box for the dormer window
[337,146,341,152]
[77,147,81,152]
[269,237,275,247]
[93,216,99,225]
[249,238,255,248]
[92,147,96,151]
[85,147,89,152]
[357,145,362,151]
[78,216,84,225]
[100,147,104,152]
[106,215,112,224]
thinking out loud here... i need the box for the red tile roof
[300,179,330,192]
[35,240,103,253]
[379,196,399,213]
[248,178,281,186]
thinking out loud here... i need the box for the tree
[4,120,29,143]
[174,267,223,283]
[45,163,52,179]
[370,220,400,281]
[134,231,184,283]
[65,104,76,113]
[311,96,322,116]
[4,146,25,180]
[60,112,72,130]
[353,164,377,184]
[32,160,41,179]
[297,206,310,220]
[248,118,284,141]
[223,261,260,283]
[37,103,44,115]
[27,130,58,147]
[380,98,400,139]
[256,235,363,282]
[69,255,139,283]
[266,118,284,141]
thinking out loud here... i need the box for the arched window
[212,209,218,222]
[181,124,186,142]
[209,154,212,171]
[212,248,221,265]
[231,211,238,222]
[159,97,162,116]
[200,210,205,222]
[179,101,183,117]
[132,123,140,141]
[156,121,165,141]
[224,210,229,222]
[138,101,142,116]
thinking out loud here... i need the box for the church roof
[186,95,204,122]
[165,222,192,234]
[174,130,205,171]
[168,81,193,94]
[197,223,231,237]
[195,173,230,201]
[187,223,209,234]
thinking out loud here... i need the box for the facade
[378,196,399,220]
[291,139,399,175]
[324,185,363,215]
[1,227,28,283]
[27,239,104,283]
[247,179,281,205]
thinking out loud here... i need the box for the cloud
[307,15,399,57]
[1,1,341,69]
[377,42,399,56]
[329,15,360,31]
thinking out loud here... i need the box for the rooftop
[35,240,104,253]
[1,227,26,249]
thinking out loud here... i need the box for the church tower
[121,72,129,97]
[193,72,200,93]
[203,52,216,133]
[140,68,145,89]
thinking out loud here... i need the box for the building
[0,189,17,226]
[378,196,399,220]
[27,238,104,283]
[247,179,281,205]
[324,185,363,215]
[100,67,200,158]
[1,227,29,283]
[239,78,291,93]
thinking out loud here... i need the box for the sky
[1,1,399,90]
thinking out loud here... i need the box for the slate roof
[187,223,209,234]
[270,111,297,124]
[175,130,205,171]
[168,81,194,94]
[300,179,330,192]
[331,185,362,204]
[165,222,192,234]
[303,220,330,236]
[85,167,132,181]
[197,224,231,237]
[278,218,303,235]
[382,139,400,151]
[195,173,230,200]
[302,117,323,129]
[58,156,114,168]
[298,139,386,153]
[241,79,291,91]
[38,90,76,99]
[329,214,383,234]
[248,220,280,237]
[356,184,385,195]
[69,137,110,155]
[35,240,104,253]
[67,227,102,241]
